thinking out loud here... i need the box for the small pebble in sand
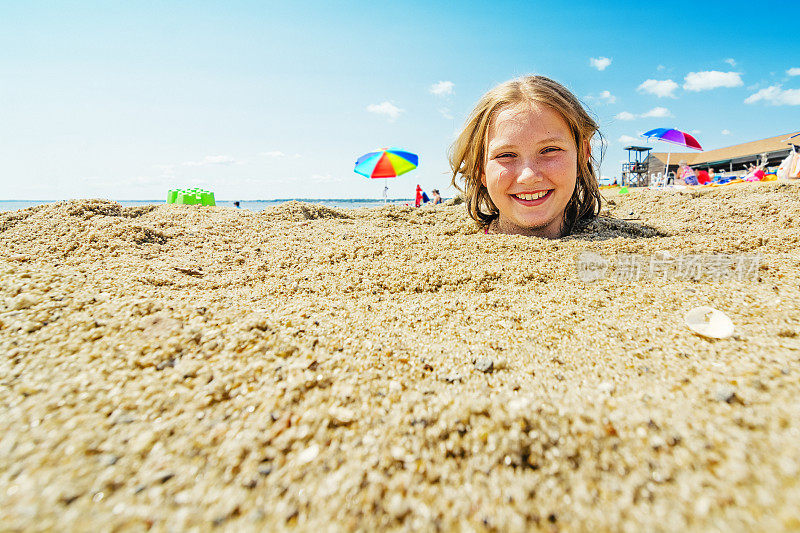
[473,357,494,373]
[8,293,39,310]
[714,387,743,405]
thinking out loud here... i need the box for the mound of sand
[2,183,799,530]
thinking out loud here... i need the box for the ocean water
[0,199,417,213]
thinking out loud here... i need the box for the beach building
[645,131,800,180]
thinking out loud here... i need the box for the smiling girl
[450,75,602,238]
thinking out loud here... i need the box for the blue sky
[1,0,799,200]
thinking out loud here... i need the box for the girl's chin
[507,209,555,229]
[498,215,561,236]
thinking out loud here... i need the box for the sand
[2,182,800,531]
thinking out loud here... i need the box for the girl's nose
[518,163,540,182]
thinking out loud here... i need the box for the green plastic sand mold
[167,188,216,206]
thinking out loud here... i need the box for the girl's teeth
[516,191,547,201]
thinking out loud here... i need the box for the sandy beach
[2,182,800,531]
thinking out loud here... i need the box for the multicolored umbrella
[354,148,418,178]
[641,128,702,186]
[354,148,418,201]
[642,128,703,150]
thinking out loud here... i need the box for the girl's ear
[480,173,487,187]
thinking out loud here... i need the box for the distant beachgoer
[746,167,766,182]
[708,168,716,182]
[678,162,697,185]
[431,189,442,205]
[449,75,602,238]
[234,201,241,208]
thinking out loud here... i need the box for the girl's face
[482,103,580,238]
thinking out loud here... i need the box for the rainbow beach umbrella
[354,148,418,202]
[354,148,418,178]
[642,128,702,184]
[642,128,702,150]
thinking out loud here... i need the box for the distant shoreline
[0,198,415,203]
[0,198,422,213]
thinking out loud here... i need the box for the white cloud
[724,58,737,67]
[744,85,800,106]
[690,129,701,135]
[787,67,800,76]
[618,135,639,144]
[586,90,616,104]
[429,81,455,96]
[598,90,616,103]
[721,129,731,135]
[367,101,404,121]
[615,107,671,120]
[438,107,453,119]
[641,106,672,118]
[182,155,240,167]
[590,57,612,71]
[657,65,666,71]
[683,71,743,91]
[638,79,679,98]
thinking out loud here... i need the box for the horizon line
[0,197,419,202]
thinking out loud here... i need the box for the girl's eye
[542,147,563,154]
[495,153,515,159]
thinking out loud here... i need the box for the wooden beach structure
[621,145,652,186]
[645,131,800,180]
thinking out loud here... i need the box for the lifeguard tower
[622,146,652,186]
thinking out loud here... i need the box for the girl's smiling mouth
[511,190,553,205]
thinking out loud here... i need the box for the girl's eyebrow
[489,136,568,149]
[487,141,516,151]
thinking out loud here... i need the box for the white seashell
[684,306,734,339]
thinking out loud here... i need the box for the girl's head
[449,75,602,238]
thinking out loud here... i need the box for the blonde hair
[449,75,603,234]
